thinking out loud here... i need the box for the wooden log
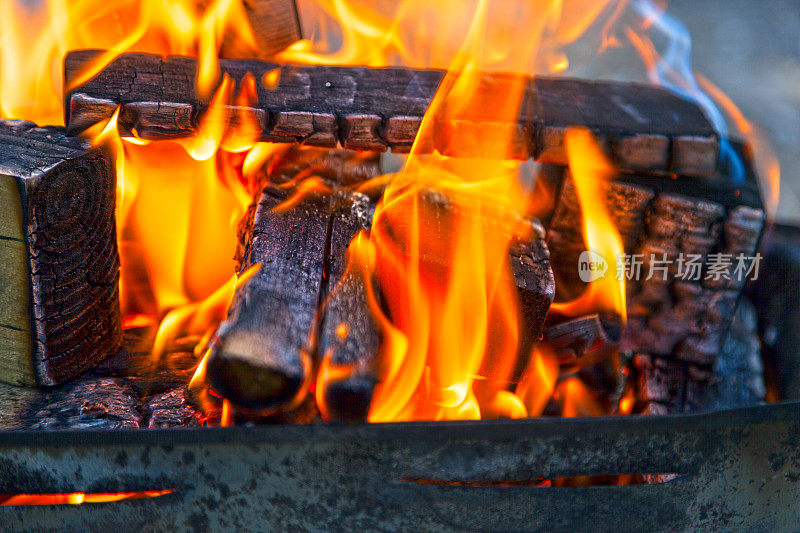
[632,297,764,414]
[0,119,121,387]
[207,185,329,411]
[201,0,301,60]
[316,192,381,422]
[64,50,720,175]
[207,148,382,412]
[546,142,763,371]
[0,377,141,431]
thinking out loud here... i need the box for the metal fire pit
[0,402,797,532]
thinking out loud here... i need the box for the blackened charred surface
[545,141,765,412]
[65,50,720,174]
[0,404,797,531]
[144,388,203,429]
[632,298,765,414]
[209,186,330,410]
[0,377,141,431]
[508,220,555,381]
[317,193,381,422]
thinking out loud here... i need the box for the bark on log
[64,50,719,176]
[0,119,121,387]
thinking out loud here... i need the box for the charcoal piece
[0,119,120,386]
[543,313,620,366]
[144,387,203,429]
[0,377,140,430]
[316,192,381,423]
[65,51,719,174]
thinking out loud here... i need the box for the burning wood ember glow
[0,0,782,432]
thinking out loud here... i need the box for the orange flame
[550,128,627,322]
[0,0,261,124]
[0,490,173,506]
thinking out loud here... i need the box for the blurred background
[669,0,800,223]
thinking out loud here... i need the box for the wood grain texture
[64,50,720,175]
[208,186,329,410]
[0,119,121,386]
[0,175,34,385]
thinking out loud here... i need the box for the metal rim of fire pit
[0,401,797,532]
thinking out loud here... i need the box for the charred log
[144,387,204,429]
[207,185,330,411]
[208,148,383,413]
[0,119,121,387]
[546,142,764,376]
[197,0,301,60]
[0,377,140,430]
[632,297,764,414]
[316,193,381,423]
[65,50,719,175]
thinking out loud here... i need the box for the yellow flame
[0,0,263,124]
[551,127,627,322]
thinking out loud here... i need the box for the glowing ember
[0,490,173,506]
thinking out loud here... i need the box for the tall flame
[0,0,778,425]
[550,128,627,322]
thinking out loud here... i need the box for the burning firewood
[64,50,719,176]
[316,193,381,422]
[205,148,383,412]
[545,141,765,413]
[203,145,555,417]
[196,0,302,60]
[0,119,120,387]
[206,184,331,411]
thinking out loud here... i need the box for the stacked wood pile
[206,147,555,421]
[545,143,766,413]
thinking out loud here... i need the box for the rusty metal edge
[0,401,795,448]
